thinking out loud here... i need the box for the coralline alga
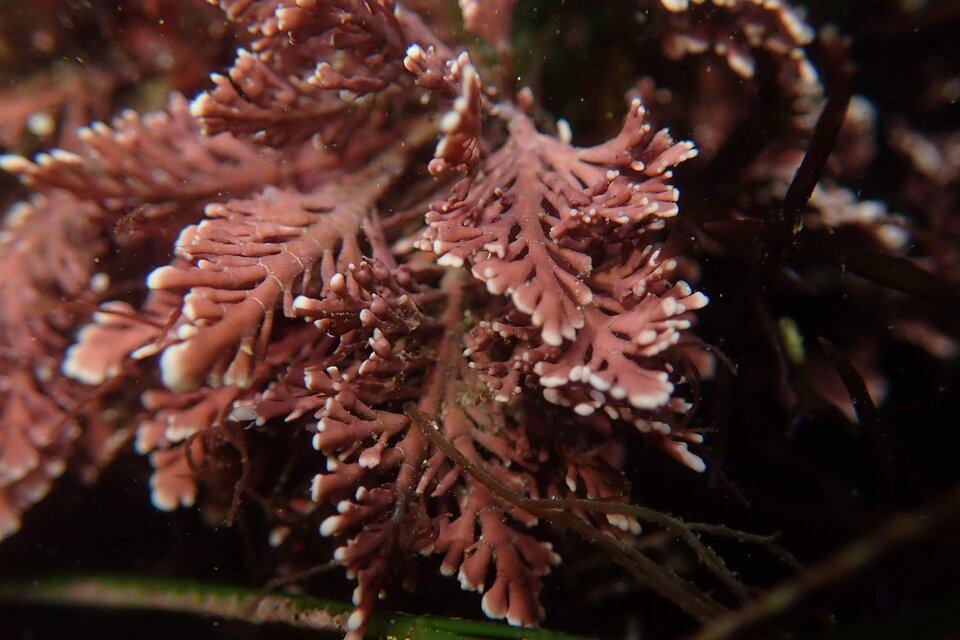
[0,1,787,637]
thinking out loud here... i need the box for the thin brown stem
[685,484,960,640]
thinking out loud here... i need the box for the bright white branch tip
[229,404,258,422]
[158,343,197,393]
[607,513,631,532]
[188,92,210,117]
[346,610,365,631]
[131,343,160,360]
[62,349,108,385]
[458,569,480,592]
[542,326,563,347]
[145,265,174,290]
[310,474,323,502]
[481,593,503,619]
[674,442,707,473]
[687,292,710,308]
[436,252,464,267]
[358,449,380,468]
[0,154,30,173]
[589,373,612,391]
[174,325,197,341]
[292,295,312,311]
[542,388,562,404]
[629,387,671,410]
[636,329,657,345]
[440,110,461,134]
[319,515,343,537]
[50,149,81,163]
[574,403,595,416]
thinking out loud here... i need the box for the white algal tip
[347,609,365,631]
[506,613,524,627]
[292,295,313,311]
[188,93,211,117]
[131,343,159,360]
[687,291,709,308]
[607,513,631,532]
[0,154,30,173]
[675,442,707,473]
[319,515,343,537]
[538,372,567,388]
[629,391,663,410]
[61,351,108,386]
[150,489,179,512]
[229,404,259,422]
[574,403,595,416]
[268,526,290,548]
[25,111,54,138]
[481,594,502,620]
[146,265,176,290]
[50,149,81,163]
[458,569,480,592]
[159,343,199,393]
[358,449,380,469]
[588,373,612,391]
[175,324,197,341]
[541,326,563,347]
[437,252,464,267]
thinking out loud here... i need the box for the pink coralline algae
[0,1,711,633]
